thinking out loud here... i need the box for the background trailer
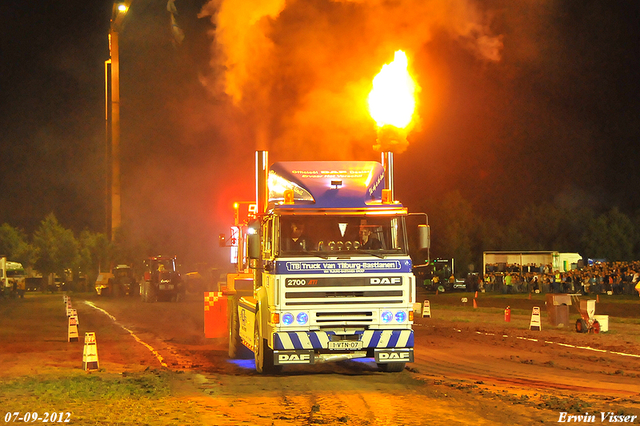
[483,251,583,274]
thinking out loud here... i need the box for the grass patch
[1,370,171,402]
[0,370,203,425]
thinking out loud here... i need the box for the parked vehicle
[140,256,184,302]
[95,265,138,297]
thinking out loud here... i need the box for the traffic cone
[422,300,431,318]
[83,332,99,371]
[473,298,478,308]
[474,291,478,298]
[528,292,532,300]
[529,307,542,331]
[597,294,599,303]
[68,315,79,342]
[435,289,438,295]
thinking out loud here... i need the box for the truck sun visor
[268,171,315,204]
[268,161,388,208]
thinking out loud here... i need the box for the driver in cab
[359,223,382,250]
[286,222,312,251]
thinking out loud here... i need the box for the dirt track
[1,292,639,425]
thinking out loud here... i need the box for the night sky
[1,0,639,267]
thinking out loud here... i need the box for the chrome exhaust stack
[382,151,394,202]
[256,150,269,214]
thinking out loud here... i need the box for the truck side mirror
[418,224,430,250]
[248,232,260,262]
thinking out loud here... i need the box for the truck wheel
[228,298,252,359]
[142,282,156,303]
[141,282,148,302]
[575,319,588,333]
[254,310,280,374]
[377,362,406,373]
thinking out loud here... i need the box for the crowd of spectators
[479,261,640,296]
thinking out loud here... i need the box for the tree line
[419,191,640,277]
[0,213,143,291]
[4,194,640,286]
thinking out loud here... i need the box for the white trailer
[483,251,583,273]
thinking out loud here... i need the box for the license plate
[328,341,363,350]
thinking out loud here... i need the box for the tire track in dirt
[413,329,640,397]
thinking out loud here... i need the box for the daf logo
[278,353,311,363]
[378,352,410,360]
[370,277,401,285]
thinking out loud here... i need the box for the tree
[506,203,594,253]
[77,229,112,291]
[32,214,78,289]
[432,191,477,276]
[0,223,36,266]
[581,207,634,261]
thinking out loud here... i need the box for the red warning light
[248,203,258,219]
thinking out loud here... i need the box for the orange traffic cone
[528,292,532,300]
[435,289,439,295]
[597,294,599,303]
[473,299,478,309]
[474,291,478,298]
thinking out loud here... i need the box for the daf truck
[223,151,429,373]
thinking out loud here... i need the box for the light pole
[106,2,130,241]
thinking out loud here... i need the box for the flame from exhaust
[367,50,416,129]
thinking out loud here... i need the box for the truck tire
[254,309,280,374]
[228,297,252,359]
[141,282,148,302]
[142,282,156,303]
[575,318,588,333]
[378,362,406,373]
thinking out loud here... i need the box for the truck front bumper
[273,329,413,351]
[273,347,413,365]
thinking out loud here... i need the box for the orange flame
[367,50,416,129]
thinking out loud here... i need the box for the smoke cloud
[198,0,503,160]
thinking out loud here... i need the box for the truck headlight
[381,310,393,323]
[282,313,294,325]
[296,312,309,325]
[395,311,407,323]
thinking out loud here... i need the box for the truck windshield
[280,215,407,256]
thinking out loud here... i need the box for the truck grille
[284,290,403,306]
[315,311,374,327]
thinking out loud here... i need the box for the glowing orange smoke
[367,50,417,129]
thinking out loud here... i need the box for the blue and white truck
[225,151,429,373]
